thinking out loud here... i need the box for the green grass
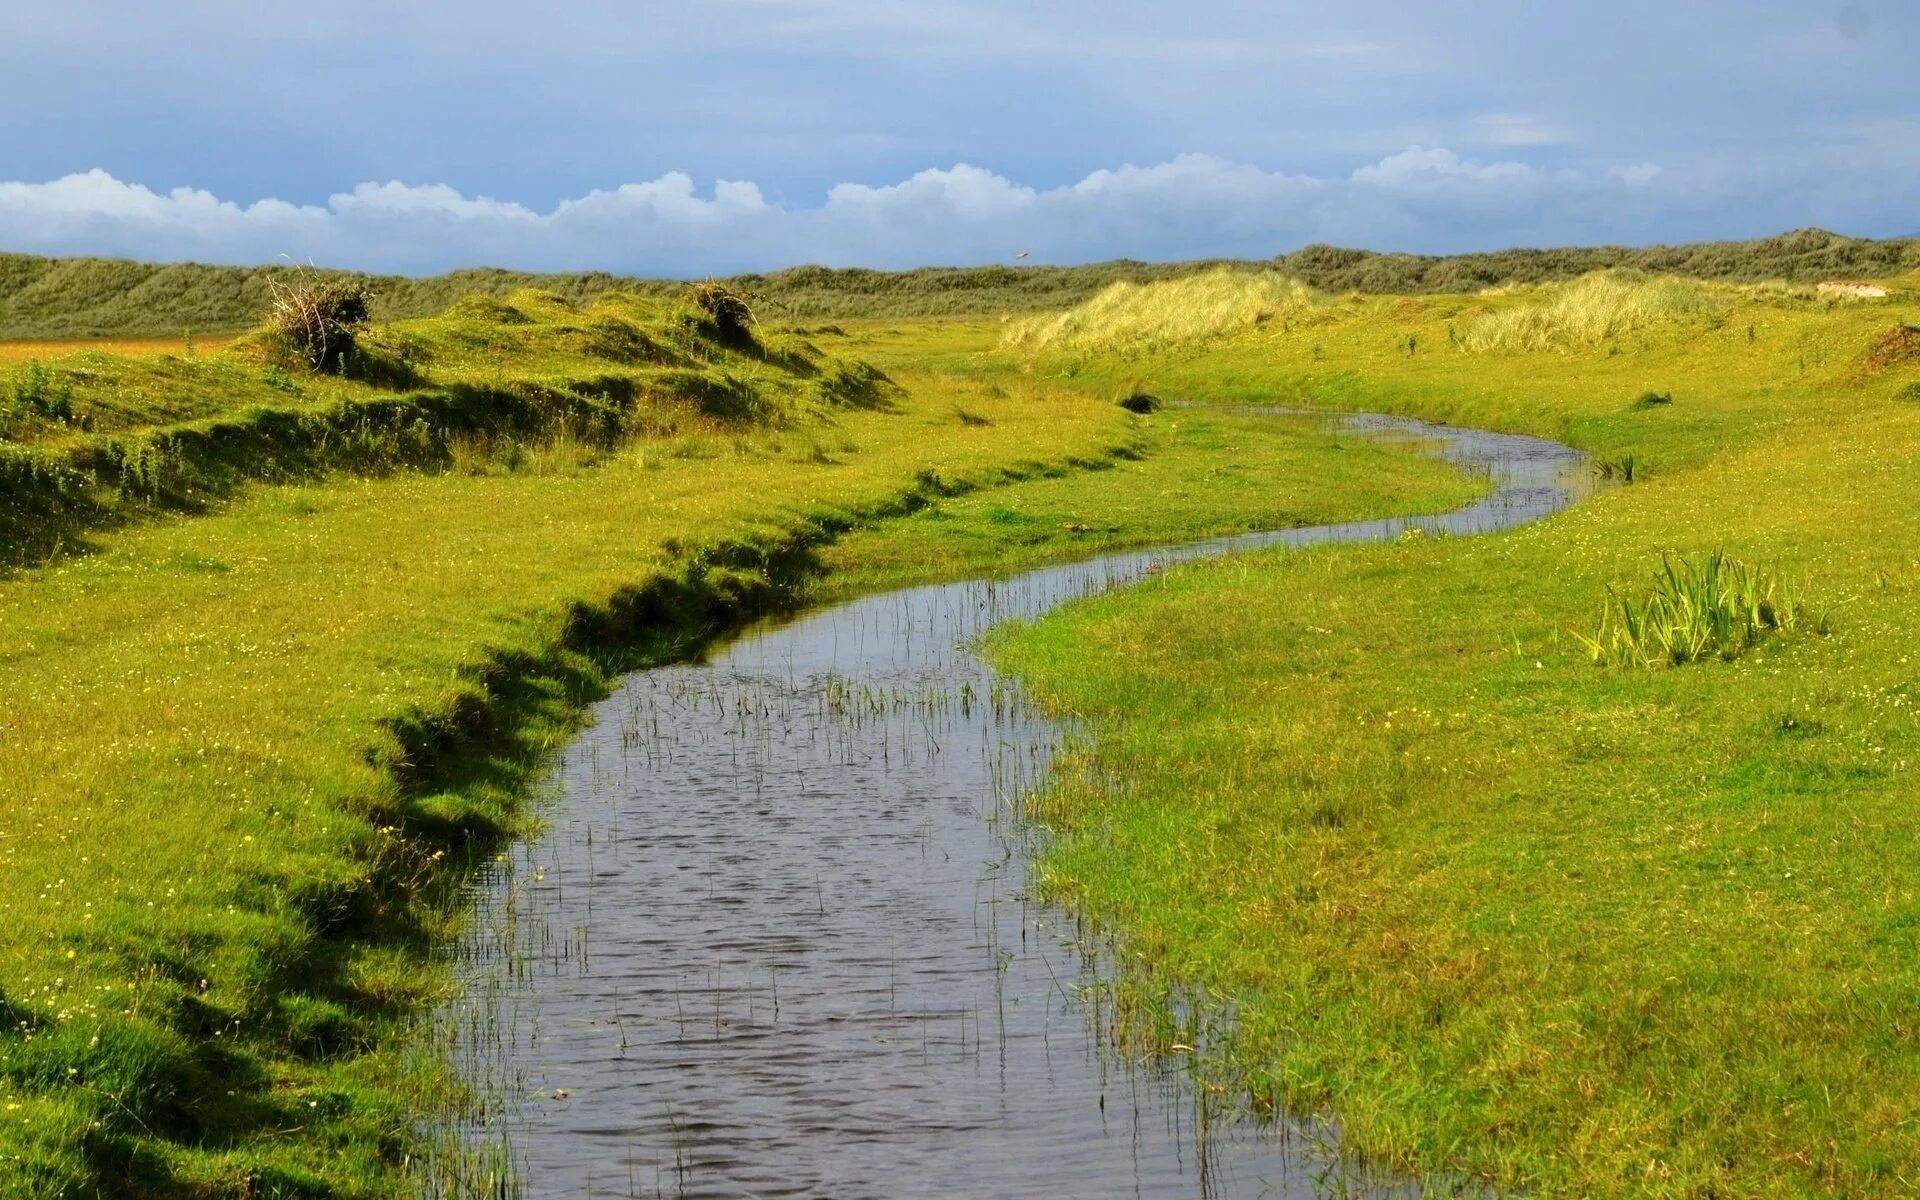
[0,281,1484,1195]
[11,242,1920,1197]
[1001,267,1316,356]
[0,286,891,565]
[1455,271,1724,353]
[1571,550,1814,668]
[0,365,1157,1195]
[816,404,1481,598]
[4,227,1917,338]
[936,266,1920,1197]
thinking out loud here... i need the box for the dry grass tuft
[1002,268,1315,355]
[1457,270,1722,353]
[1863,325,1920,373]
[268,270,373,371]
[688,281,756,342]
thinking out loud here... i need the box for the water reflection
[433,413,1588,1198]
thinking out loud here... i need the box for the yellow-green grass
[816,404,1483,599]
[0,366,1154,1195]
[962,272,1920,1195]
[0,336,234,364]
[1001,266,1316,356]
[0,288,885,568]
[994,267,1920,474]
[0,288,845,447]
[0,317,1482,1197]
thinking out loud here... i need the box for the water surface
[438,411,1589,1199]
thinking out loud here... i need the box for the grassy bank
[0,274,1484,1194]
[0,367,1140,1195]
[957,269,1920,1196]
[0,287,894,566]
[816,404,1482,598]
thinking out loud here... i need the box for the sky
[0,0,1914,275]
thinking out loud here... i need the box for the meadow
[5,245,1920,1197]
[0,280,1472,1196]
[954,266,1920,1197]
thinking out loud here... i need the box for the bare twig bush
[267,269,373,372]
[688,281,755,341]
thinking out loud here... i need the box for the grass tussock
[1572,550,1812,667]
[1002,268,1315,355]
[1457,270,1724,352]
[687,280,755,342]
[266,270,372,372]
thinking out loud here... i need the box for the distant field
[1,226,1916,337]
[0,334,231,362]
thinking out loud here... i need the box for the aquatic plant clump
[1573,549,1813,667]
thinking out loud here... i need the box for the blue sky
[0,1,1913,274]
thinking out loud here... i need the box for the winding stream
[435,410,1590,1199]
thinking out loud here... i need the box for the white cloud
[0,148,1776,276]
[1349,146,1532,185]
[1472,114,1568,147]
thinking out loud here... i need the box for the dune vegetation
[1453,271,1725,352]
[1000,267,1317,356]
[921,261,1920,1197]
[4,227,1917,338]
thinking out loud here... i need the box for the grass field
[815,404,1483,598]
[8,253,1920,1197]
[0,281,1483,1195]
[0,337,228,364]
[928,268,1920,1197]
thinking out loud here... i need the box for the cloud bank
[0,147,1855,276]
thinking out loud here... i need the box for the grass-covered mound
[0,286,886,566]
[1454,270,1725,352]
[1001,268,1317,355]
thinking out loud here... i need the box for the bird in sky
[1014,250,1030,260]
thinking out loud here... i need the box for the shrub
[1118,392,1160,413]
[1572,550,1814,668]
[688,281,755,342]
[1864,325,1920,373]
[12,362,73,422]
[267,272,373,372]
